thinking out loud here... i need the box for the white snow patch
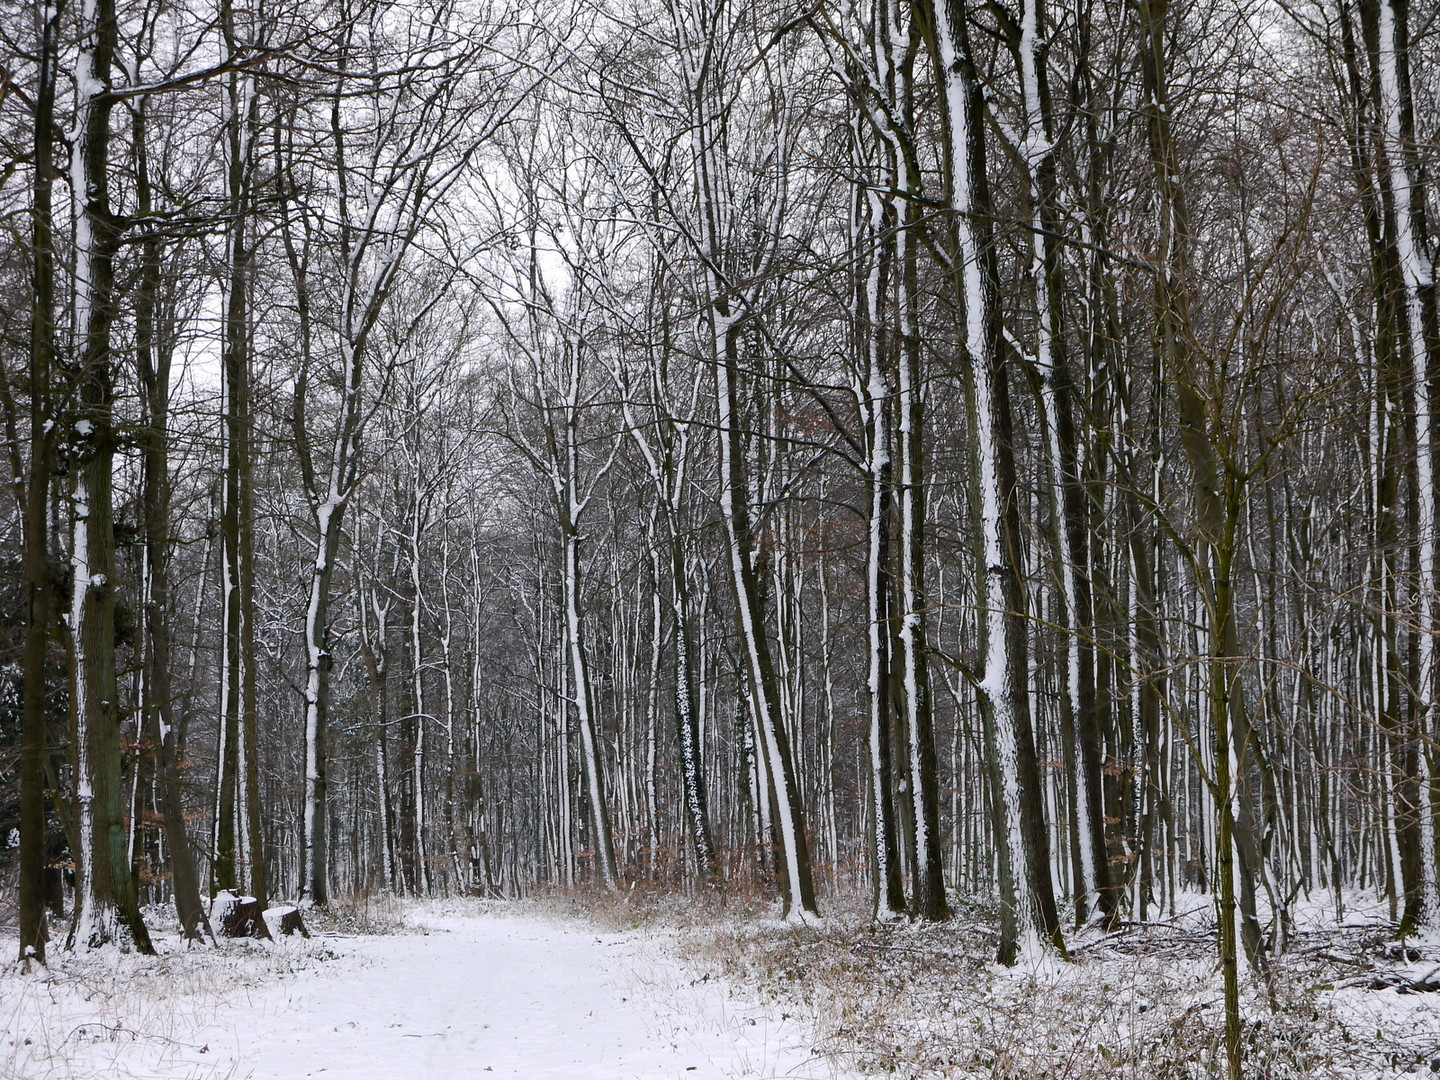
[1,903,843,1079]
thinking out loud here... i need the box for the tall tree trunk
[301,503,341,906]
[1004,0,1114,927]
[66,0,153,953]
[897,186,950,923]
[670,528,717,884]
[133,99,210,943]
[856,146,905,921]
[714,313,820,920]
[919,0,1062,961]
[359,582,395,892]
[18,0,63,967]
[217,0,269,914]
[1355,0,1439,933]
[555,369,619,890]
[1138,0,1264,1072]
[409,499,431,895]
[671,0,817,916]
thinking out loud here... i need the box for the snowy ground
[5,891,1439,1079]
[675,890,1440,1079]
[0,901,840,1080]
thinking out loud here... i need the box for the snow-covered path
[219,909,831,1080]
[1,906,836,1080]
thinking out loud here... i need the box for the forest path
[1,904,835,1080]
[204,905,832,1080]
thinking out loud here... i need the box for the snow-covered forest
[1,0,1439,1073]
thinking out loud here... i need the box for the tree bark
[66,0,153,953]
[18,0,63,968]
[918,0,1062,960]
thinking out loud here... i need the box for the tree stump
[210,890,237,928]
[263,905,311,938]
[213,892,272,939]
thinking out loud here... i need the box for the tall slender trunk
[614,271,718,884]
[714,312,819,920]
[409,498,431,895]
[856,147,905,920]
[670,528,718,883]
[301,498,342,906]
[857,3,951,923]
[672,0,816,916]
[556,380,618,889]
[19,0,63,967]
[133,101,209,942]
[1006,0,1113,926]
[66,0,153,953]
[216,1,268,913]
[896,191,949,923]
[920,0,1062,960]
[359,583,395,892]
[1356,0,1439,932]
[1138,0,1262,1071]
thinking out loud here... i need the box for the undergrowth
[663,895,1440,1080]
[541,885,1439,1080]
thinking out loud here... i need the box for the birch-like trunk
[856,153,905,920]
[555,372,619,890]
[1367,0,1439,931]
[409,499,431,896]
[1008,0,1111,927]
[301,493,343,906]
[922,0,1061,960]
[359,580,395,892]
[714,311,820,920]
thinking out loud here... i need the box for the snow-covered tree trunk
[558,432,619,891]
[713,312,819,920]
[613,256,719,884]
[65,0,153,954]
[409,494,431,896]
[922,0,1061,960]
[359,577,396,893]
[301,494,343,906]
[1007,0,1110,928]
[133,99,210,943]
[1367,0,1439,932]
[837,0,952,922]
[849,83,905,918]
[896,203,950,923]
[670,535,718,884]
[673,0,818,919]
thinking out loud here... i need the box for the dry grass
[623,891,1440,1080]
[302,891,410,936]
[0,929,348,1080]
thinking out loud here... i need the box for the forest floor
[640,888,1440,1079]
[1,889,1437,1079]
[0,897,834,1079]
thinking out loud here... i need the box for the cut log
[215,893,272,939]
[263,904,311,938]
